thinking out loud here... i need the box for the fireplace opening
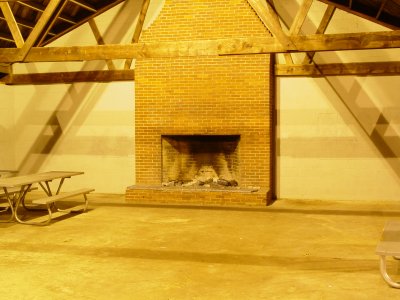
[162,135,240,189]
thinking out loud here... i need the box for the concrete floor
[1,194,400,299]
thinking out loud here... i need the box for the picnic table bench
[376,220,400,288]
[31,188,94,225]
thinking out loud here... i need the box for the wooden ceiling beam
[0,30,399,63]
[1,69,135,85]
[276,61,400,76]
[0,2,24,47]
[3,63,397,84]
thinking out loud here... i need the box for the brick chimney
[126,0,274,206]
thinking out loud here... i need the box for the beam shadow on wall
[275,0,400,189]
[14,0,139,174]
[323,75,400,181]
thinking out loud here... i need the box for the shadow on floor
[0,240,380,272]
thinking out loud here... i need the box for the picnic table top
[0,171,84,188]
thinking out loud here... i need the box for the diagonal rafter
[0,2,24,47]
[267,0,294,64]
[36,0,69,47]
[18,0,62,62]
[124,0,151,70]
[88,19,116,70]
[289,0,314,35]
[303,4,335,64]
[278,0,314,64]
[376,0,388,19]
[247,0,296,50]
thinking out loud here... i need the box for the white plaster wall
[10,81,134,193]
[276,1,400,200]
[4,0,165,193]
[277,76,400,200]
[3,0,399,199]
[7,1,140,193]
[0,85,15,171]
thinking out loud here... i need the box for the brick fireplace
[126,0,274,206]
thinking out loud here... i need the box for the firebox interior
[162,135,240,187]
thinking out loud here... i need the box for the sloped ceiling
[0,0,125,48]
[317,0,399,29]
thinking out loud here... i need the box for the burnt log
[217,179,230,186]
[229,180,238,187]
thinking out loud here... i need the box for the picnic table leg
[14,204,53,225]
[379,255,400,288]
[0,187,15,222]
[24,180,59,211]
[55,178,66,195]
[14,184,51,225]
[38,181,52,196]
[45,177,88,213]
[38,177,67,196]
[54,192,89,213]
[18,184,42,211]
[37,178,67,212]
[14,187,53,226]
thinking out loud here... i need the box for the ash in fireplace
[162,165,238,188]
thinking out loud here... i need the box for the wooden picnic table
[0,171,93,225]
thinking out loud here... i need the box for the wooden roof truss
[0,0,399,84]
